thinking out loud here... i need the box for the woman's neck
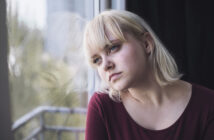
[123,80,188,107]
[127,80,166,106]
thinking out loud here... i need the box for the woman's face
[90,33,153,91]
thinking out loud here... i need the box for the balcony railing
[12,106,87,140]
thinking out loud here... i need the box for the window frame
[0,0,14,139]
[87,0,126,101]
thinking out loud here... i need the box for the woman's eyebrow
[91,54,98,59]
[104,39,120,49]
[110,39,120,44]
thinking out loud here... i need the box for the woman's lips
[109,72,122,82]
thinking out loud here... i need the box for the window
[3,0,126,139]
[7,0,93,139]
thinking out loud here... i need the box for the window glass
[7,0,93,139]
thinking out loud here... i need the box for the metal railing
[12,106,87,140]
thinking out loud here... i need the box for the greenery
[7,4,87,140]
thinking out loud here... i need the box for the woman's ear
[141,32,155,55]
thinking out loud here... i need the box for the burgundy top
[85,83,214,140]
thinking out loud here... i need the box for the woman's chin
[112,83,128,92]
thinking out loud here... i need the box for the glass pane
[7,0,93,139]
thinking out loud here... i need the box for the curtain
[127,0,214,89]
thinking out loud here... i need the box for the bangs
[83,14,126,65]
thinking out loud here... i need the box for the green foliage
[7,6,86,140]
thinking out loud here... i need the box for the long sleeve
[85,93,109,140]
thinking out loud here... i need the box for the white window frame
[87,0,126,101]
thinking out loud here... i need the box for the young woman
[83,10,214,140]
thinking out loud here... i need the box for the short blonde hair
[83,10,182,101]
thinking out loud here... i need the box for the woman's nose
[103,58,114,71]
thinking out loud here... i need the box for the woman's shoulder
[192,83,214,99]
[88,92,118,109]
[88,92,122,119]
[89,92,111,104]
[191,83,214,112]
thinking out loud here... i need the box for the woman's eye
[109,45,120,53]
[93,57,101,64]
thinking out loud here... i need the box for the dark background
[126,0,214,90]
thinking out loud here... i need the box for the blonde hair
[83,10,182,102]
